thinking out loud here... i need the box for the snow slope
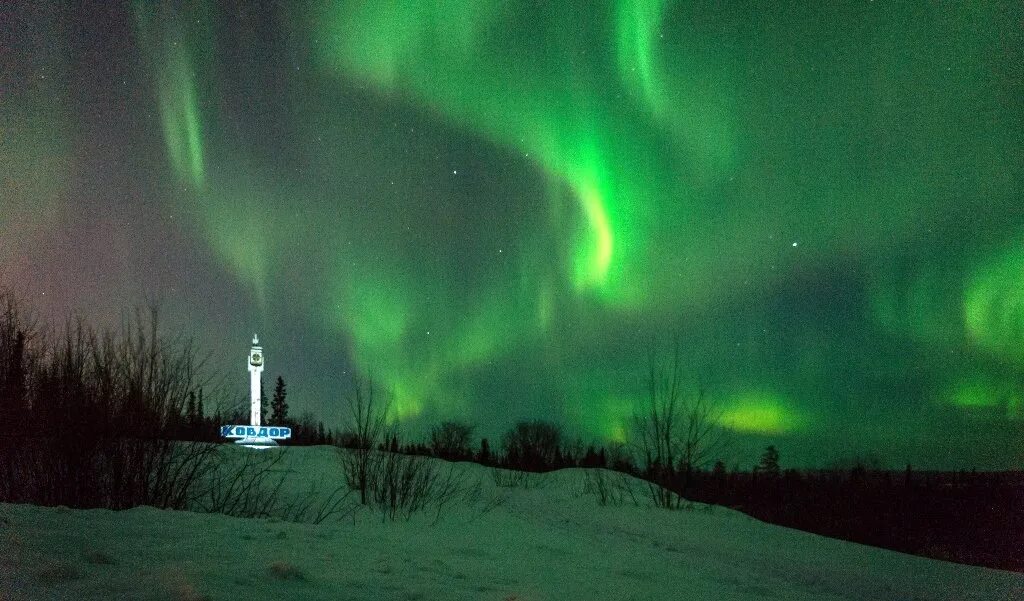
[1,445,1020,600]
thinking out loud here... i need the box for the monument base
[234,436,279,449]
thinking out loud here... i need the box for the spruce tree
[270,376,288,424]
[186,392,197,428]
[197,389,207,439]
[478,438,491,465]
[1,330,26,432]
[757,445,780,477]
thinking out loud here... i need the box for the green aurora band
[135,0,274,307]
[116,0,1024,465]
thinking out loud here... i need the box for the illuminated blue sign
[220,425,292,440]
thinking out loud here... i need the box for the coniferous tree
[711,460,727,494]
[757,445,780,477]
[270,376,288,424]
[186,391,197,428]
[197,390,209,440]
[0,330,26,432]
[478,438,491,465]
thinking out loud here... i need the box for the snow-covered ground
[1,445,1020,600]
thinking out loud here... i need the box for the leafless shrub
[338,374,391,506]
[194,447,358,523]
[490,467,546,489]
[581,469,642,507]
[276,478,358,525]
[474,491,509,518]
[267,560,306,581]
[455,474,506,522]
[162,567,211,601]
[134,440,221,510]
[334,373,470,520]
[429,420,475,460]
[196,448,289,518]
[501,420,563,470]
[368,451,469,522]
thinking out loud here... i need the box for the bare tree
[678,388,726,493]
[339,373,390,505]
[501,420,563,471]
[633,337,725,508]
[0,297,223,511]
[429,420,474,460]
[335,380,477,520]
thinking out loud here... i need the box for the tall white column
[248,334,264,426]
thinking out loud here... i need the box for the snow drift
[0,445,1020,600]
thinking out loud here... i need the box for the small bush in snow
[367,452,470,521]
[163,568,211,601]
[491,468,546,489]
[268,560,306,581]
[581,469,641,507]
[195,447,357,524]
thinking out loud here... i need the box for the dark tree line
[0,292,342,509]
[354,417,635,474]
[0,294,224,509]
[688,453,1024,572]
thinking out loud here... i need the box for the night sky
[3,1,1023,468]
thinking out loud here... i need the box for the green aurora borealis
[2,1,1023,467]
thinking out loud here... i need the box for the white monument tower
[219,335,291,448]
[248,334,264,426]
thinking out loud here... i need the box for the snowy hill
[1,445,1020,600]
